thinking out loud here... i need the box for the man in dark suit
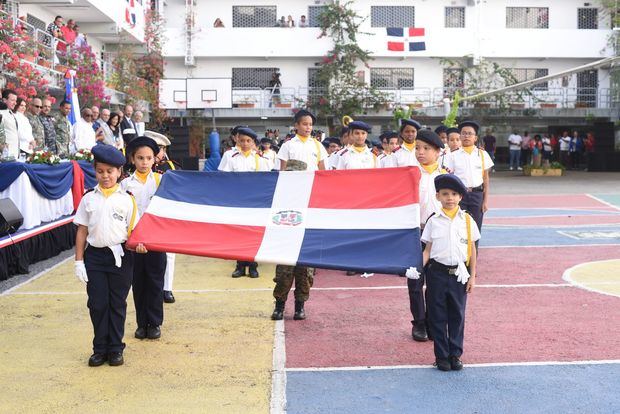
[120,104,137,144]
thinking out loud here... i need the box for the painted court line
[480,243,620,249]
[562,259,620,299]
[0,256,72,297]
[586,194,620,211]
[286,359,620,372]
[485,222,620,229]
[270,319,287,414]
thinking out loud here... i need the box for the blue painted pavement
[479,225,620,247]
[286,363,620,414]
[486,208,620,218]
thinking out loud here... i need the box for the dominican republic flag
[387,28,426,52]
[64,70,80,125]
[127,168,423,275]
[125,0,136,26]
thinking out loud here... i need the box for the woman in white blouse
[101,112,124,149]
[14,98,35,155]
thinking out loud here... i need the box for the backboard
[186,78,232,109]
[159,79,187,110]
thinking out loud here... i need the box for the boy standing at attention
[336,121,377,170]
[422,174,479,371]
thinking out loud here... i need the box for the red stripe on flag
[127,214,265,261]
[387,41,405,51]
[409,28,425,37]
[308,167,420,209]
[70,160,84,212]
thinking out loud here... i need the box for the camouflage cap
[285,159,307,171]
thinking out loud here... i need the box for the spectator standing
[71,107,100,153]
[60,19,77,47]
[569,130,584,170]
[14,98,36,157]
[0,89,19,159]
[541,134,552,167]
[507,130,522,171]
[133,111,145,136]
[45,16,63,47]
[91,106,101,131]
[530,135,543,167]
[584,132,595,171]
[521,132,531,167]
[39,99,59,154]
[73,25,87,48]
[100,108,111,124]
[213,18,225,28]
[286,15,295,27]
[482,129,496,171]
[120,105,137,144]
[558,130,570,167]
[298,15,309,27]
[278,16,287,27]
[549,133,558,161]
[54,100,72,158]
[101,112,123,149]
[26,98,45,150]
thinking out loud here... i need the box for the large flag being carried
[64,70,80,125]
[127,168,423,275]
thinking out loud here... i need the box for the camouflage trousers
[273,265,314,302]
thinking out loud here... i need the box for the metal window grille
[232,5,277,28]
[370,68,414,89]
[443,69,464,89]
[308,6,327,27]
[370,6,415,28]
[445,7,465,28]
[578,8,598,29]
[0,0,18,17]
[232,67,279,89]
[576,70,598,107]
[509,68,549,90]
[506,7,548,29]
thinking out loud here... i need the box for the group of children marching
[75,108,493,371]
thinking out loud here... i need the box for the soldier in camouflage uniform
[39,99,58,154]
[271,159,315,321]
[53,100,72,158]
[26,98,45,150]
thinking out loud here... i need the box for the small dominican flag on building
[387,28,426,52]
[127,168,423,275]
[64,70,81,125]
[125,0,136,26]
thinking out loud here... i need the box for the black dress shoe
[231,267,245,278]
[345,271,357,276]
[293,300,306,320]
[248,266,259,278]
[412,324,429,342]
[108,352,124,366]
[88,353,107,367]
[271,300,285,320]
[163,290,176,303]
[449,356,463,371]
[135,327,147,340]
[147,325,161,339]
[435,358,451,372]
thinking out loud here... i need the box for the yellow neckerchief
[135,170,150,184]
[421,162,439,174]
[465,213,472,266]
[241,149,252,158]
[127,194,138,238]
[99,184,119,198]
[352,145,366,153]
[403,141,415,152]
[463,145,475,154]
[296,134,322,165]
[442,206,459,220]
[296,134,309,143]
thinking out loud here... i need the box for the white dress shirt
[336,146,378,170]
[120,171,161,216]
[73,185,139,248]
[0,109,19,158]
[443,148,494,188]
[15,112,34,153]
[71,117,97,153]
[419,166,444,226]
[220,150,271,172]
[421,208,481,267]
[277,135,328,171]
[218,147,239,171]
[387,144,420,168]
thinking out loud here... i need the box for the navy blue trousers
[407,241,426,327]
[84,246,133,354]
[133,251,166,328]
[426,263,467,359]
[459,190,484,232]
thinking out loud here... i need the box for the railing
[229,87,615,110]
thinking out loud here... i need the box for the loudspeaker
[0,198,23,234]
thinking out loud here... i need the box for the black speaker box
[0,198,23,234]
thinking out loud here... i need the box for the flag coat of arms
[127,167,423,275]
[387,27,426,52]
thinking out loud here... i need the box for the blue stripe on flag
[386,27,404,37]
[297,228,422,275]
[156,170,279,208]
[409,42,426,51]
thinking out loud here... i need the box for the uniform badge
[112,212,125,222]
[272,210,303,226]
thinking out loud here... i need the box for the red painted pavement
[485,214,620,226]
[489,194,607,209]
[285,286,620,368]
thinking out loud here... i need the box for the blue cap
[434,125,448,135]
[232,125,249,135]
[126,136,159,158]
[446,127,460,135]
[294,109,316,124]
[435,174,468,196]
[236,127,258,140]
[458,120,480,135]
[92,143,126,167]
[379,131,399,141]
[348,120,372,133]
[400,118,422,131]
[416,130,444,149]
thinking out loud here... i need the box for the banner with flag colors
[64,70,81,125]
[387,27,426,52]
[127,168,423,275]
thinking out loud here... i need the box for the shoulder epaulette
[340,148,349,156]
[83,188,95,195]
[424,212,436,226]
[231,152,240,158]
[125,190,134,197]
[393,146,401,153]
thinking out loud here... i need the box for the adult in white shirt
[71,108,99,153]
[558,130,571,168]
[133,111,145,136]
[0,89,19,159]
[336,121,378,170]
[277,109,328,171]
[14,98,35,155]
[385,119,422,168]
[507,131,523,171]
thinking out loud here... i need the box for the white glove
[75,260,88,284]
[455,262,470,285]
[361,272,374,278]
[108,244,125,268]
[405,267,421,280]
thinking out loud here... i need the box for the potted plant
[236,96,256,108]
[523,161,565,177]
[540,102,557,108]
[275,102,292,108]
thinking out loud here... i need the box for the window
[443,69,464,91]
[509,68,549,90]
[371,6,415,28]
[232,67,279,89]
[578,8,598,29]
[445,7,465,28]
[370,68,414,89]
[232,5,277,28]
[506,7,548,29]
[308,5,327,28]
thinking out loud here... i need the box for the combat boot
[248,263,259,278]
[271,300,285,320]
[293,300,306,320]
[231,263,245,278]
